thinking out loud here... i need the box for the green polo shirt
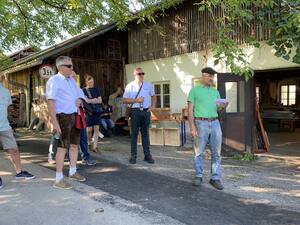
[187,84,220,118]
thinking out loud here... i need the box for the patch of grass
[233,153,258,162]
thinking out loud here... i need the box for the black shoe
[16,171,35,180]
[193,177,202,186]
[144,155,155,164]
[82,158,97,166]
[0,177,3,189]
[209,179,224,190]
[129,158,136,164]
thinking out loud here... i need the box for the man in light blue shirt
[0,76,35,189]
[123,67,156,164]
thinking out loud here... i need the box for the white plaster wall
[125,42,300,112]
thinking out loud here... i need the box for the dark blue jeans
[80,128,90,161]
[130,109,151,159]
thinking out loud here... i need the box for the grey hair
[56,56,72,68]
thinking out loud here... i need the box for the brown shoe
[53,179,72,190]
[69,172,86,182]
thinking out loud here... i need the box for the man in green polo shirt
[187,67,227,190]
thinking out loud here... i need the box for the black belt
[131,108,149,111]
[194,117,218,121]
[56,113,76,117]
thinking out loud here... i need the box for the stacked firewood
[8,93,26,128]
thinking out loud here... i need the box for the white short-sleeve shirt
[46,73,85,114]
[123,81,155,108]
[0,83,12,131]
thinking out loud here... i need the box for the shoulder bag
[85,88,102,114]
[125,82,143,119]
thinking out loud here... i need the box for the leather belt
[56,113,76,117]
[194,117,218,121]
[131,108,149,111]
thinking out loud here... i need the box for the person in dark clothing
[100,97,114,137]
[82,75,102,152]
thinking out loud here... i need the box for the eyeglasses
[61,64,73,68]
[137,72,145,76]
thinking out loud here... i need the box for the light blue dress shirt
[123,81,155,108]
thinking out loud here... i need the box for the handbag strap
[129,82,143,108]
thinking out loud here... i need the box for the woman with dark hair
[83,75,102,152]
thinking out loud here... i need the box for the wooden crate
[151,108,171,121]
[137,131,142,145]
[149,128,164,146]
[164,128,181,146]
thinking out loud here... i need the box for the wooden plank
[164,128,180,146]
[149,128,164,146]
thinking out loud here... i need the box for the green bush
[233,153,258,162]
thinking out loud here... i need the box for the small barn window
[226,82,238,112]
[280,85,296,106]
[225,81,245,113]
[153,82,170,108]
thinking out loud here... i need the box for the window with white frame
[280,85,296,106]
[153,82,170,108]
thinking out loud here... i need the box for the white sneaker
[98,132,104,138]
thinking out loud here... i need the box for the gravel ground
[95,136,300,213]
[13,129,300,213]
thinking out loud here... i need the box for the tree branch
[39,0,69,10]
[13,0,29,19]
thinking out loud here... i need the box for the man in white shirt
[123,67,157,164]
[46,56,86,189]
[0,76,35,189]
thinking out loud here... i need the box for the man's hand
[147,106,153,112]
[191,125,198,138]
[76,98,82,107]
[218,102,229,109]
[53,122,61,135]
[218,102,228,112]
[70,71,76,79]
[136,97,144,103]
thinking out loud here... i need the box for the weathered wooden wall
[69,30,127,98]
[128,0,271,63]
[7,28,128,129]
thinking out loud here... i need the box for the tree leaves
[195,0,300,78]
[0,0,299,78]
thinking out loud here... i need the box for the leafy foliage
[0,53,13,71]
[0,0,299,78]
[195,0,300,78]
[267,0,300,64]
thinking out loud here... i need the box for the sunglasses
[137,72,145,76]
[61,64,73,68]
